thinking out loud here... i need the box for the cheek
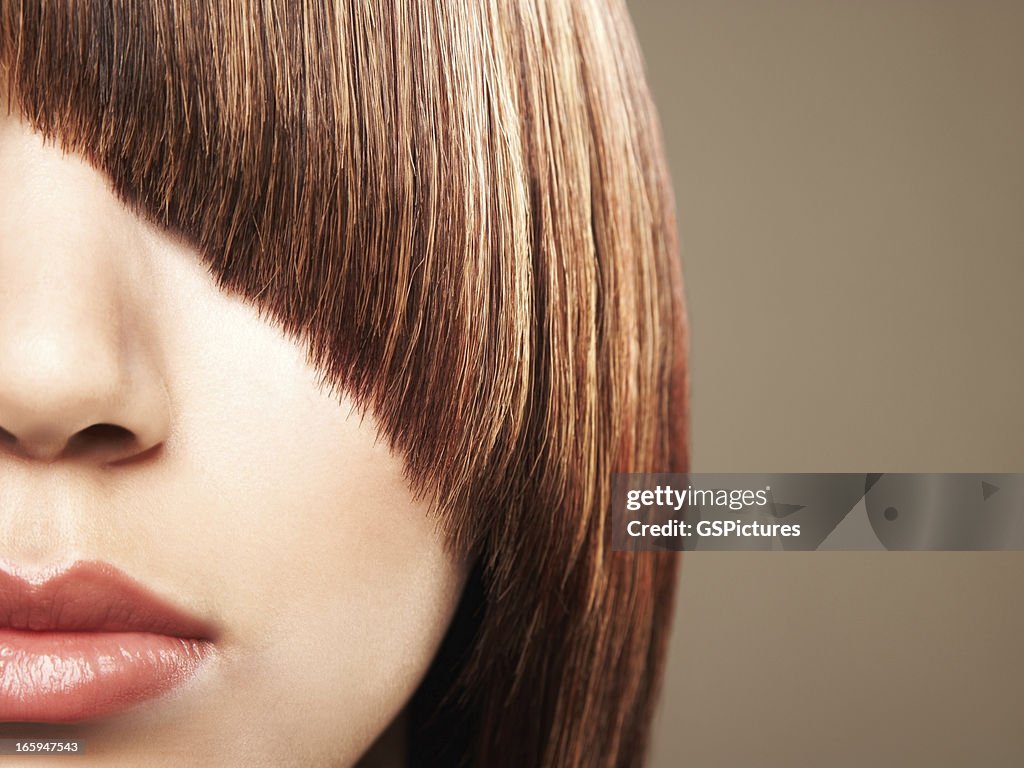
[173,394,464,763]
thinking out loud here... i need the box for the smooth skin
[0,106,466,766]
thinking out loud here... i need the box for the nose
[0,113,171,465]
[0,331,170,464]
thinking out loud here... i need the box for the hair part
[1,1,688,764]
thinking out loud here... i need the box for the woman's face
[0,107,466,765]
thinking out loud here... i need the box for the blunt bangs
[2,0,533,551]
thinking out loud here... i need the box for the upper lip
[0,561,216,639]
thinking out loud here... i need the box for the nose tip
[0,335,171,465]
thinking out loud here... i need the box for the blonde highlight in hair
[1,0,688,764]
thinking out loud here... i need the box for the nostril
[0,422,162,464]
[76,423,135,442]
[64,423,138,459]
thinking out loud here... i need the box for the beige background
[627,2,1024,766]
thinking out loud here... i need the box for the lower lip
[0,629,212,722]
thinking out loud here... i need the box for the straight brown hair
[1,1,688,764]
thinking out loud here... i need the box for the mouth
[0,561,216,723]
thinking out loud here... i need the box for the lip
[0,561,216,723]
